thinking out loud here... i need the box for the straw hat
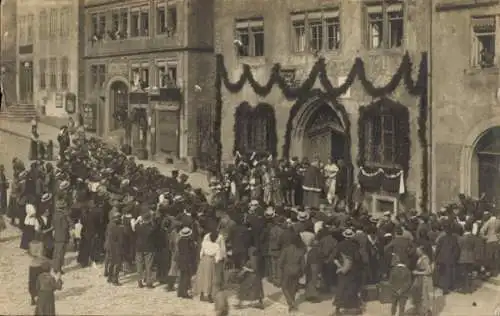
[41,193,52,203]
[179,227,192,238]
[342,228,355,238]
[59,180,70,191]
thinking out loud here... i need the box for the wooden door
[478,154,500,205]
[156,110,179,157]
[307,130,332,163]
[331,131,345,162]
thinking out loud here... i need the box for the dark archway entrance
[109,80,128,131]
[476,127,500,205]
[303,102,346,163]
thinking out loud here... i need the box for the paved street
[1,130,500,316]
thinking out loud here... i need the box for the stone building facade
[432,0,500,209]
[14,0,83,116]
[83,0,215,161]
[0,0,17,106]
[214,0,430,215]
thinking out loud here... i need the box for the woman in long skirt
[333,229,362,315]
[20,201,37,250]
[235,246,264,309]
[412,245,434,316]
[35,261,63,316]
[197,229,222,302]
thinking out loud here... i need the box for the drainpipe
[428,0,435,213]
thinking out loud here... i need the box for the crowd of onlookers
[0,121,499,316]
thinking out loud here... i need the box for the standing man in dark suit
[435,223,460,294]
[52,180,72,274]
[458,223,476,293]
[105,211,125,285]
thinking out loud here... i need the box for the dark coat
[176,237,197,274]
[279,244,305,277]
[384,236,414,267]
[135,222,157,253]
[435,233,460,265]
[458,233,476,264]
[34,272,62,316]
[105,222,125,263]
[228,224,251,256]
[52,210,71,243]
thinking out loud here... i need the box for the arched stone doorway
[109,80,129,131]
[470,127,500,205]
[289,97,348,163]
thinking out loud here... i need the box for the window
[120,9,128,38]
[60,57,69,89]
[130,7,149,37]
[27,14,34,43]
[236,104,275,154]
[49,9,58,37]
[157,5,166,34]
[365,114,396,165]
[49,57,57,89]
[290,10,340,53]
[39,10,48,40]
[291,14,306,52]
[235,18,265,57]
[167,6,177,34]
[90,64,106,89]
[60,8,70,38]
[366,2,404,49]
[130,10,139,37]
[157,63,177,87]
[108,9,128,40]
[98,14,106,37]
[472,16,496,68]
[91,13,98,36]
[98,65,106,88]
[39,59,47,89]
[140,9,149,36]
[131,65,149,89]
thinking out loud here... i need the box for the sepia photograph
[0,0,499,315]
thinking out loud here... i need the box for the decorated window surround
[371,194,398,217]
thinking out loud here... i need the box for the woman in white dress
[323,159,339,205]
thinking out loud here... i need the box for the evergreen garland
[214,51,428,203]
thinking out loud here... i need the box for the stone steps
[0,104,37,121]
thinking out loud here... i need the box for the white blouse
[200,234,222,263]
[24,204,37,226]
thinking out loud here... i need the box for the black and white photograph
[0,0,500,315]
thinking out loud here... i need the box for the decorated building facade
[213,0,430,215]
[432,1,500,209]
[83,0,215,162]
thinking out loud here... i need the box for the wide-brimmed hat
[41,193,52,203]
[173,195,183,202]
[264,207,276,218]
[383,211,391,217]
[59,180,70,191]
[249,199,259,207]
[342,228,355,238]
[121,179,130,186]
[179,227,192,238]
[369,217,378,224]
[297,211,310,222]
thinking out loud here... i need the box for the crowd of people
[0,122,499,316]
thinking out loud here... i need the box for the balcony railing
[85,32,182,56]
